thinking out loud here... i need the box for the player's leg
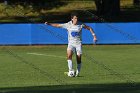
[67,44,74,71]
[67,49,73,71]
[64,49,73,76]
[76,54,82,76]
[75,44,82,76]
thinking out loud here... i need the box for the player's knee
[67,55,72,60]
[76,55,81,64]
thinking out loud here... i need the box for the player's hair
[71,12,78,19]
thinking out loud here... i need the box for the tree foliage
[95,0,120,16]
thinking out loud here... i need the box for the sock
[67,60,73,71]
[77,63,81,73]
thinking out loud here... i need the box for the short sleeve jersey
[60,21,85,45]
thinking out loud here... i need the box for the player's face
[72,16,78,25]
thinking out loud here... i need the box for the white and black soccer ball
[68,70,75,77]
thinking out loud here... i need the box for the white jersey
[60,21,85,45]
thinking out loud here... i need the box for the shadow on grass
[0,83,140,93]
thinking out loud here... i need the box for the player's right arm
[44,22,62,28]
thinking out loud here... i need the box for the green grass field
[0,45,140,93]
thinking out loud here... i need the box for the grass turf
[0,45,140,93]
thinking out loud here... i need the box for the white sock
[67,60,73,71]
[77,63,81,73]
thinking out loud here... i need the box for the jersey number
[71,32,79,37]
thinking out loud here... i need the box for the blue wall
[0,23,140,45]
[0,24,31,45]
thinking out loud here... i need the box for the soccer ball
[68,70,75,77]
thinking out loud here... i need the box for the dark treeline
[2,0,52,5]
[94,0,139,16]
[2,0,120,16]
[95,0,120,16]
[1,0,68,10]
[1,0,67,7]
[134,0,140,5]
[1,0,139,16]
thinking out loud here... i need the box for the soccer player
[45,12,97,77]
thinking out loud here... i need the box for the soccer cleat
[75,73,79,77]
[75,70,80,77]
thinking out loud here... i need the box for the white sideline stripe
[27,53,66,59]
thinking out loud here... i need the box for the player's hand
[44,22,49,25]
[93,35,97,44]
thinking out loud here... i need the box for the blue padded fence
[0,23,140,45]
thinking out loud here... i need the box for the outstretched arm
[83,24,97,43]
[45,22,62,28]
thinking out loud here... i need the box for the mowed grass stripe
[27,52,66,59]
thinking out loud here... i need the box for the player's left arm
[83,24,97,42]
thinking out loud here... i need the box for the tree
[134,0,140,5]
[95,0,120,16]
